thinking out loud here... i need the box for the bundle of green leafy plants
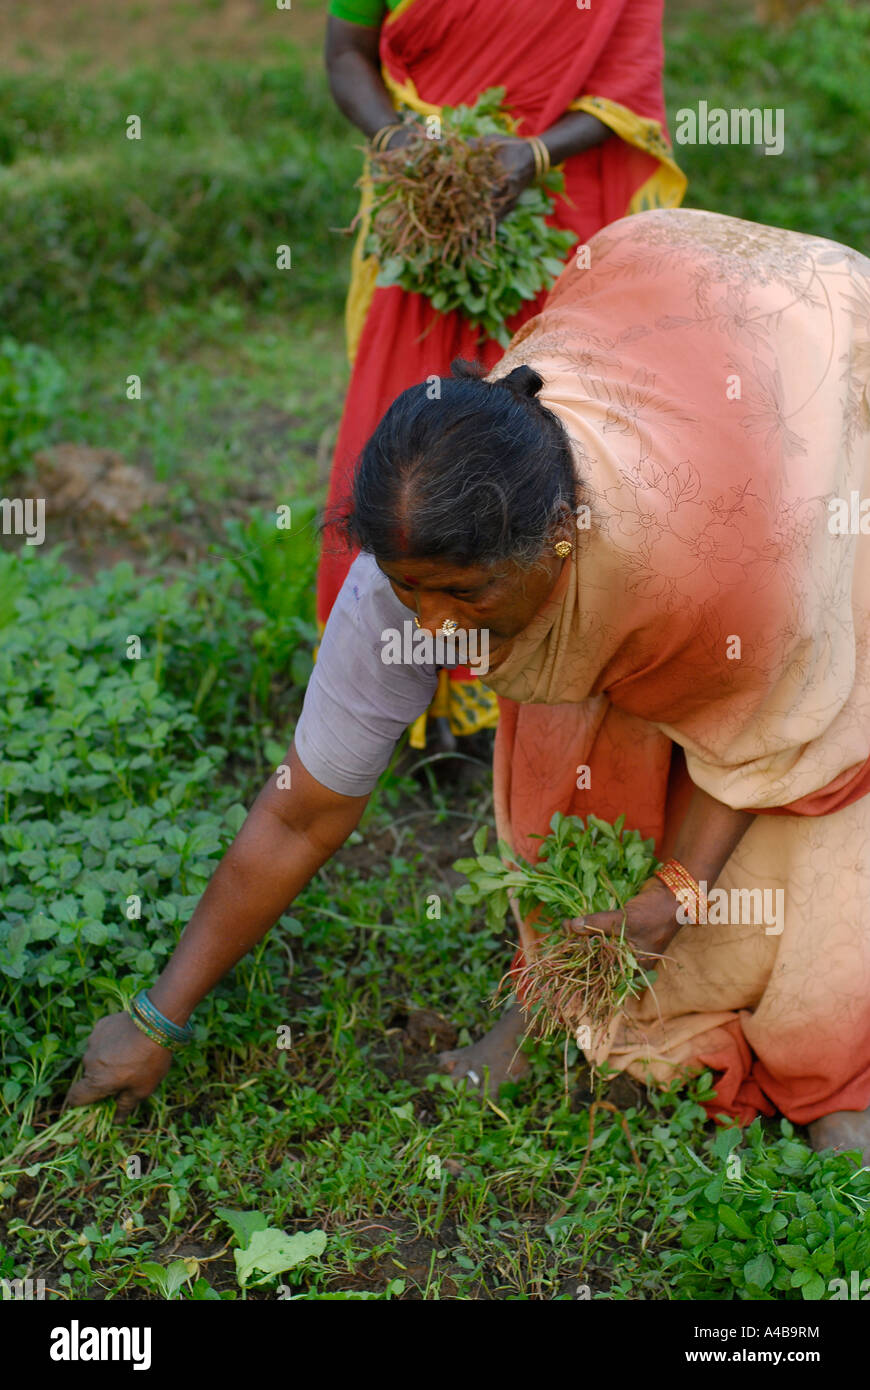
[454,813,660,1042]
[363,86,576,345]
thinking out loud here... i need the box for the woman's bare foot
[808,1108,870,1167]
[438,1003,529,1095]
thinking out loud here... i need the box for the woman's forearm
[539,110,612,164]
[148,746,368,1026]
[668,785,754,888]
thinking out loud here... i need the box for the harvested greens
[362,86,577,345]
[454,813,661,1044]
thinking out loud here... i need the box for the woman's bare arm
[540,110,612,162]
[667,786,754,891]
[325,16,399,138]
[148,744,368,1024]
[64,745,369,1113]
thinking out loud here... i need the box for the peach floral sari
[484,208,870,1123]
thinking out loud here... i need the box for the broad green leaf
[711,1126,743,1160]
[234,1227,327,1288]
[777,1244,809,1270]
[682,1220,717,1249]
[215,1206,270,1249]
[800,1274,826,1300]
[717,1204,753,1240]
[475,855,507,875]
[165,1259,193,1297]
[743,1252,774,1290]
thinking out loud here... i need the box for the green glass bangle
[130,988,194,1047]
[128,1007,174,1051]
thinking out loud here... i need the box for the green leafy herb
[662,1116,870,1301]
[454,813,660,1042]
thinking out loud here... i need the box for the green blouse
[328,0,401,26]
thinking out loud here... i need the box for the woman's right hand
[63,1012,173,1119]
[379,123,419,152]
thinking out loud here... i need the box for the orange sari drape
[486,208,870,1126]
[317,0,685,741]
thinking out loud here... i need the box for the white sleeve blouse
[293,551,441,796]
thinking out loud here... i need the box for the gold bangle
[526,135,551,181]
[371,123,405,153]
[127,1007,173,1050]
[526,137,542,181]
[654,858,708,924]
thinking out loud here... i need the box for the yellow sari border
[569,95,687,213]
[385,0,420,24]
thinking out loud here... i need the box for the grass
[665,1,870,247]
[45,299,346,523]
[1,1,869,1302]
[0,51,361,344]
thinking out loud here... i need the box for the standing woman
[318,0,686,746]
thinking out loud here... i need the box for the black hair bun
[450,357,487,381]
[449,358,543,400]
[495,364,544,399]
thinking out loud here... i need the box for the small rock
[33,444,161,525]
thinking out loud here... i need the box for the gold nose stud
[414,616,458,635]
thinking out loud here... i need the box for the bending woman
[67,208,870,1162]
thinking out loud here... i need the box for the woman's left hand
[476,135,537,218]
[565,876,682,966]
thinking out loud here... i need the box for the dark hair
[332,360,581,570]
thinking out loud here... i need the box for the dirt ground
[0,0,326,72]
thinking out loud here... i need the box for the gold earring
[414,615,421,628]
[553,540,573,558]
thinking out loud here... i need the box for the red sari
[318,0,685,740]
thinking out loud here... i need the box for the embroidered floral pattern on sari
[487,208,870,815]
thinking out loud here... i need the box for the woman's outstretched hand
[63,1013,172,1120]
[565,876,682,965]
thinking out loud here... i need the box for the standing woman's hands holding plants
[476,135,537,218]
